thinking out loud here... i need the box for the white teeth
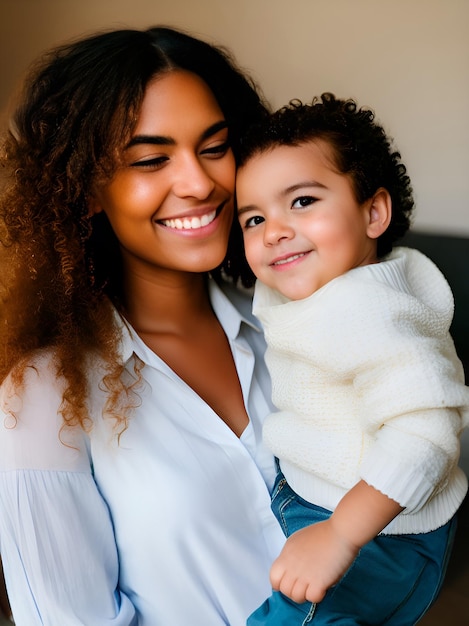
[161,210,216,230]
[274,253,305,265]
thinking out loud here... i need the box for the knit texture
[253,247,469,534]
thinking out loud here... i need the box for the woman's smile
[159,209,217,230]
[157,201,228,233]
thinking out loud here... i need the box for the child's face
[236,141,379,300]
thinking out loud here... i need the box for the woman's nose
[172,155,216,199]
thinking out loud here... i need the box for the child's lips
[270,251,310,267]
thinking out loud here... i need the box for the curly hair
[0,26,269,430]
[238,93,414,260]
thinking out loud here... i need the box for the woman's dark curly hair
[0,26,269,430]
[238,93,414,262]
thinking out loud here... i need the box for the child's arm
[270,480,403,604]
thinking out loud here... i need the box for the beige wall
[1,0,468,234]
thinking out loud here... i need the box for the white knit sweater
[253,247,469,535]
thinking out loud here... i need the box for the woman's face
[92,70,236,279]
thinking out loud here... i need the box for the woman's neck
[122,267,213,336]
[120,264,249,438]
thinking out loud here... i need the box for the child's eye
[200,141,231,158]
[129,156,169,170]
[292,195,317,208]
[243,215,265,229]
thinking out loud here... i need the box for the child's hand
[270,519,359,604]
[270,480,403,604]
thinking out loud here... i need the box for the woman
[0,26,285,625]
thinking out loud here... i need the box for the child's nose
[264,218,295,246]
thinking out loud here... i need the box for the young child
[236,93,469,625]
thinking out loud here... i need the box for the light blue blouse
[0,279,285,625]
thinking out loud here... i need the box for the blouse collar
[116,277,259,366]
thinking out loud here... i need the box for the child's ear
[366,188,392,239]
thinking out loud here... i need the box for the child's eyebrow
[237,203,257,216]
[237,180,329,216]
[283,180,328,194]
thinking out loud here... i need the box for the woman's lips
[160,209,217,230]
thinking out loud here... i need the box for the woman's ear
[87,194,103,216]
[366,188,392,239]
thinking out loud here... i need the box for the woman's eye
[200,141,230,158]
[292,196,317,208]
[244,215,265,229]
[129,156,169,169]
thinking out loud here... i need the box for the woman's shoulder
[1,348,63,400]
[0,349,91,472]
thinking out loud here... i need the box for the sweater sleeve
[336,276,469,513]
[360,408,463,513]
[0,354,137,625]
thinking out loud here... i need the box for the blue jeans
[248,471,457,625]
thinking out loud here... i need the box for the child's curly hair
[238,93,414,260]
[0,26,268,431]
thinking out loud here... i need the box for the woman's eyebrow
[126,120,228,149]
[126,135,174,148]
[201,120,228,140]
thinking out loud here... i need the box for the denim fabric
[248,472,457,625]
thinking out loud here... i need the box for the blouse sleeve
[0,355,137,625]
